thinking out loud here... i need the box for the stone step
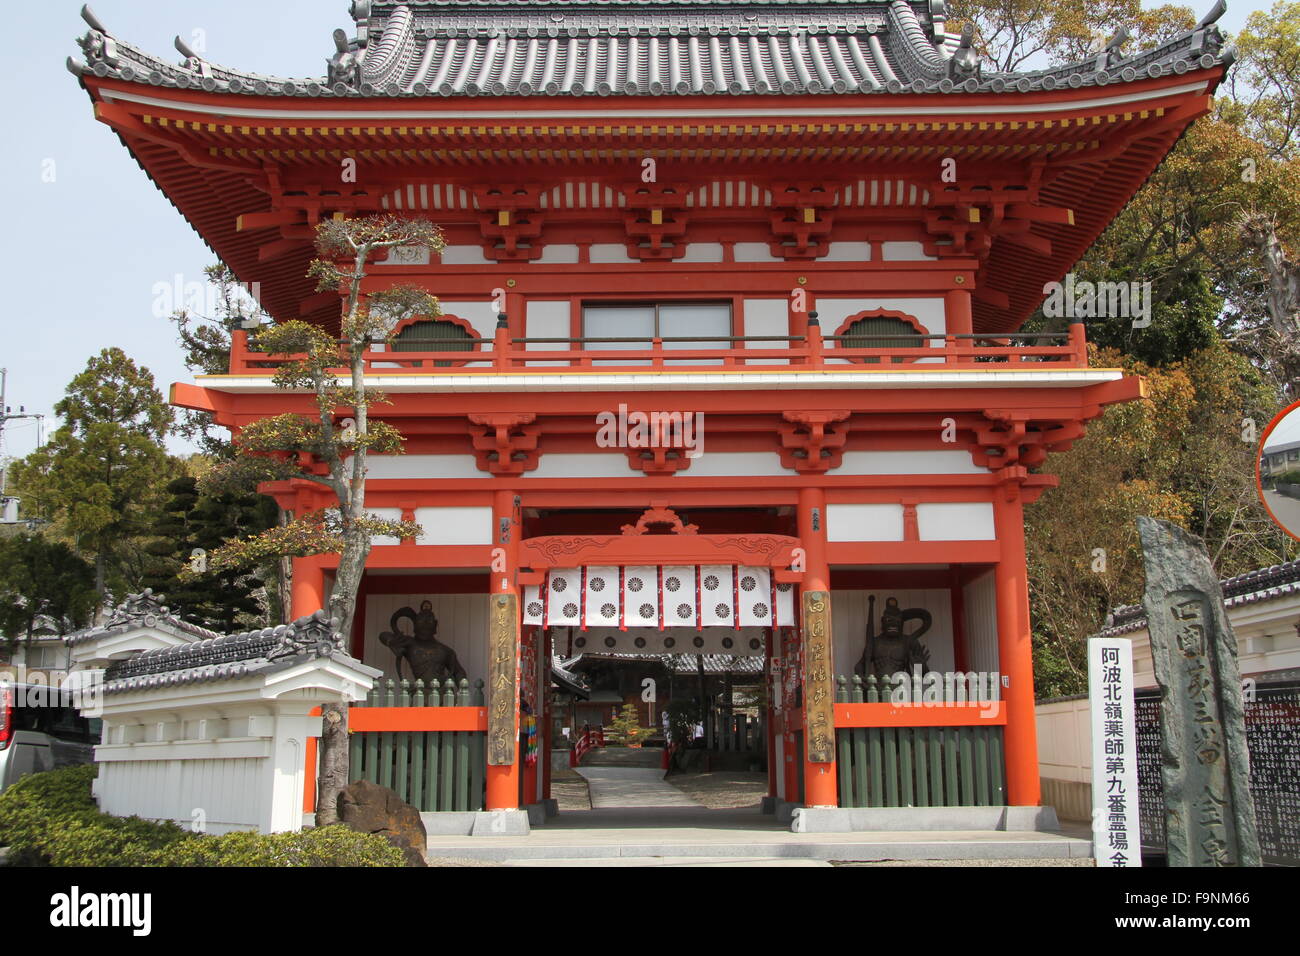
[427,818,1092,863]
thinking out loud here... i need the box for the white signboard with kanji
[1089,637,1142,867]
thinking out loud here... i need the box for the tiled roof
[99,609,350,694]
[1096,560,1300,637]
[68,0,1231,99]
[65,589,224,647]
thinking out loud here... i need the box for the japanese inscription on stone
[802,591,834,763]
[1138,516,1261,866]
[1088,637,1141,867]
[487,593,519,766]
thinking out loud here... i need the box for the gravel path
[550,766,592,811]
[665,771,770,809]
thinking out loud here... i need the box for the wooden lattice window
[391,317,476,367]
[836,311,926,364]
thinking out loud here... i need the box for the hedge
[0,766,406,867]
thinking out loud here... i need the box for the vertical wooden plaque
[802,590,834,763]
[487,593,519,766]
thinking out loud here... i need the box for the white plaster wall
[838,450,982,475]
[823,242,873,262]
[733,242,780,262]
[679,243,724,262]
[440,246,491,265]
[368,507,492,548]
[97,753,266,835]
[827,503,904,542]
[743,298,791,366]
[366,454,483,480]
[590,243,635,263]
[917,502,996,541]
[963,570,1000,674]
[416,506,491,546]
[535,244,580,264]
[525,299,572,366]
[831,589,956,678]
[881,241,935,261]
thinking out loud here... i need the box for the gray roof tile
[69,1,1231,99]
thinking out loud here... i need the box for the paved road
[575,767,703,809]
[1263,489,1300,537]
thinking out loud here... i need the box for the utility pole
[0,368,46,521]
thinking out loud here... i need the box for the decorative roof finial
[80,4,108,34]
[1197,0,1227,29]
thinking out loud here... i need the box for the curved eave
[79,67,1222,334]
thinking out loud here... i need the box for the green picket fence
[349,678,487,813]
[834,674,1006,809]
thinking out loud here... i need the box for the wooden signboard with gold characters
[487,593,519,766]
[802,590,834,763]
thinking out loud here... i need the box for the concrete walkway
[426,805,1092,864]
[575,766,703,809]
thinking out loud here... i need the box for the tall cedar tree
[10,349,173,602]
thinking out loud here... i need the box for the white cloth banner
[623,565,659,628]
[523,565,794,628]
[544,567,581,627]
[661,566,697,627]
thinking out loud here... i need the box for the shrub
[0,767,404,867]
[156,826,405,867]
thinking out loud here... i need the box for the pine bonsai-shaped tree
[608,703,654,748]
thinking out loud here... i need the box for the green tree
[1224,0,1300,161]
[0,534,97,660]
[609,703,654,747]
[10,349,174,602]
[199,214,444,825]
[1027,341,1294,697]
[140,475,277,632]
[168,263,269,458]
[948,0,1195,72]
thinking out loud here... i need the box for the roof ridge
[69,1,1230,99]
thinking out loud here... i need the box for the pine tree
[141,475,277,631]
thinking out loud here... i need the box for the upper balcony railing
[226,323,1087,376]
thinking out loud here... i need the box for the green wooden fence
[834,674,1006,809]
[349,678,487,812]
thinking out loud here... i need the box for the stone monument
[1137,516,1261,866]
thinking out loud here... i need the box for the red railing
[569,725,606,767]
[227,324,1087,375]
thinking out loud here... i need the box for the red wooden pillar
[765,628,777,799]
[290,556,326,618]
[486,489,523,810]
[542,628,553,802]
[797,486,838,807]
[992,480,1041,806]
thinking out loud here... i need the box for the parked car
[0,683,99,792]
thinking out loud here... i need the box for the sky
[0,0,1280,466]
